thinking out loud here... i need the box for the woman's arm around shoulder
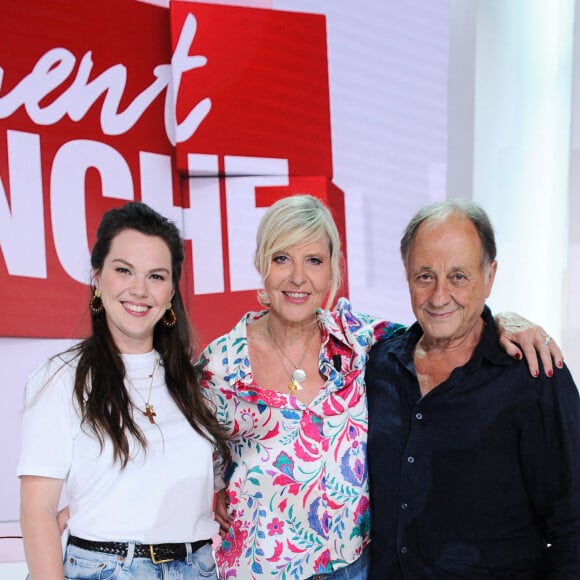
[330,297,406,349]
[494,311,564,378]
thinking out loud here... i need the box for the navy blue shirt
[366,306,580,579]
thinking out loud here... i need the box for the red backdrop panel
[169,1,333,178]
[0,0,346,343]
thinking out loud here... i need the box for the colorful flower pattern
[200,299,403,579]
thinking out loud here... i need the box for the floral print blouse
[199,299,403,579]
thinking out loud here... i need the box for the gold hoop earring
[162,303,177,328]
[89,289,104,314]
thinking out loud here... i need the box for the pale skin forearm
[20,475,65,580]
[21,516,64,580]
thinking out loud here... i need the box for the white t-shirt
[17,349,218,543]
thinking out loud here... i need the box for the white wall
[566,0,580,379]
[0,563,27,580]
[449,0,579,380]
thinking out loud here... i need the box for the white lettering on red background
[0,131,46,278]
[184,155,289,295]
[0,14,208,146]
[0,129,288,295]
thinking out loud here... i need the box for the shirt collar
[385,305,512,371]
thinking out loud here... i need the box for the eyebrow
[111,258,171,275]
[413,265,467,275]
[413,266,434,274]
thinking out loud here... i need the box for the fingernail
[547,370,553,377]
[534,371,539,377]
[515,353,522,360]
[557,360,563,368]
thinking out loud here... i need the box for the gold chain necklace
[267,319,319,394]
[126,356,159,424]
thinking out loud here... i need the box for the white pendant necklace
[267,319,319,394]
[125,356,159,424]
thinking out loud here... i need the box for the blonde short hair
[254,195,341,309]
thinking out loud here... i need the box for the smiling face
[263,236,332,326]
[94,229,175,354]
[406,214,497,348]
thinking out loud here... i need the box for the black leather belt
[68,535,210,564]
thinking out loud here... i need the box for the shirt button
[401,503,408,510]
[401,547,408,554]
[407,456,415,464]
[415,412,423,420]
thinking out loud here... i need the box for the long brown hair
[72,201,229,467]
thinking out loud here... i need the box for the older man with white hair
[366,200,580,578]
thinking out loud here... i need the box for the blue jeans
[63,541,218,579]
[307,548,369,580]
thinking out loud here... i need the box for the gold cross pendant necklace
[126,356,159,423]
[144,403,156,424]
